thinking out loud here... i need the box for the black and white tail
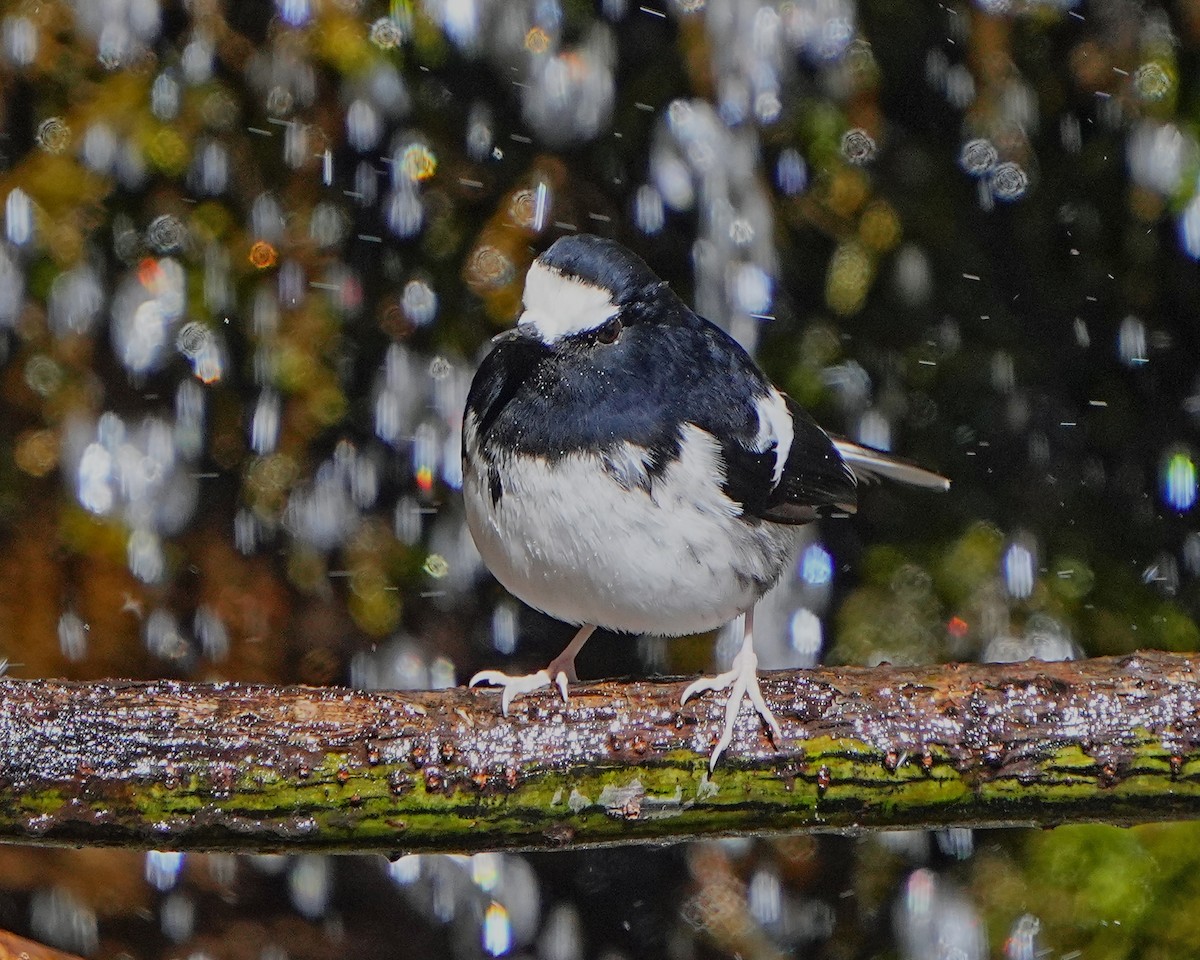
[832,437,951,491]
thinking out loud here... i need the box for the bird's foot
[681,636,782,770]
[469,668,570,714]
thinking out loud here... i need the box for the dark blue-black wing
[715,393,857,525]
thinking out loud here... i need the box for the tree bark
[1,651,1198,853]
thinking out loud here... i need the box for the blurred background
[1,0,1199,956]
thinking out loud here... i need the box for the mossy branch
[2,652,1200,853]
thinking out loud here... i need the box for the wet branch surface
[2,651,1200,853]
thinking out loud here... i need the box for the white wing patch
[752,389,794,489]
[519,260,619,344]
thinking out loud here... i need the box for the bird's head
[494,235,672,350]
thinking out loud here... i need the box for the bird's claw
[681,641,782,770]
[469,668,571,714]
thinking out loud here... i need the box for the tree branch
[2,652,1199,853]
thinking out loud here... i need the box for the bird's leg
[680,608,783,770]
[470,624,597,714]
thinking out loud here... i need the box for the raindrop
[151,71,181,120]
[29,888,98,956]
[289,856,330,920]
[283,121,307,167]
[470,852,502,892]
[989,162,1029,201]
[731,262,771,314]
[402,278,438,326]
[1133,62,1171,102]
[6,187,33,245]
[935,827,974,860]
[945,65,975,108]
[539,903,583,960]
[195,605,230,661]
[278,259,305,307]
[370,17,405,48]
[1177,195,1200,260]
[892,244,931,307]
[841,128,876,165]
[466,102,494,161]
[531,180,551,232]
[491,601,518,654]
[465,244,514,290]
[234,508,260,554]
[36,117,70,153]
[1061,114,1082,153]
[1117,315,1148,366]
[310,202,348,247]
[250,391,281,455]
[147,215,186,254]
[277,0,311,27]
[117,141,148,189]
[252,285,280,335]
[57,609,88,662]
[145,850,185,891]
[856,408,891,451]
[747,868,781,927]
[959,139,997,177]
[429,652,455,687]
[1128,121,1192,196]
[81,123,118,172]
[483,901,512,956]
[250,194,285,243]
[266,86,294,116]
[78,443,116,514]
[788,608,822,665]
[353,161,379,207]
[776,148,807,195]
[284,473,359,551]
[394,496,424,546]
[1161,445,1197,511]
[347,99,382,151]
[161,892,195,943]
[176,321,211,359]
[1003,533,1037,599]
[387,186,424,237]
[128,528,165,583]
[397,141,438,183]
[24,355,62,397]
[894,869,986,960]
[388,855,421,885]
[651,150,694,211]
[1183,532,1200,576]
[49,265,103,337]
[97,22,129,69]
[3,16,37,66]
[800,543,833,585]
[633,184,664,235]
[1143,552,1180,596]
[1004,914,1041,960]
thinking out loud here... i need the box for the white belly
[463,420,804,635]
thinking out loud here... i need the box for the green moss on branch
[1,652,1199,852]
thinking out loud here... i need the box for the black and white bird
[462,234,948,768]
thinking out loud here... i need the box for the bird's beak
[491,321,539,345]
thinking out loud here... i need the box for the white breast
[463,416,804,635]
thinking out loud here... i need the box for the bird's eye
[595,317,622,344]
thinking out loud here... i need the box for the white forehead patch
[519,260,618,343]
